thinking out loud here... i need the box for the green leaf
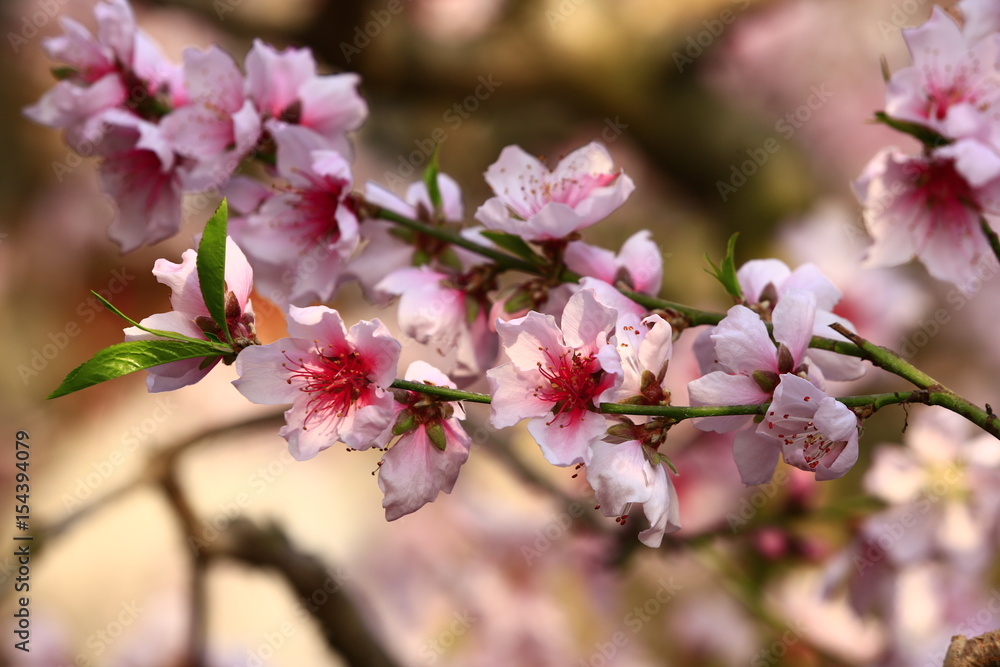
[91,291,222,346]
[479,231,544,264]
[873,111,951,148]
[51,66,77,81]
[197,199,233,346]
[422,145,443,212]
[48,340,227,399]
[704,233,742,300]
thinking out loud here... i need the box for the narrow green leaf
[48,340,227,399]
[479,231,544,264]
[197,199,233,346]
[873,111,951,148]
[422,145,443,212]
[91,291,221,346]
[704,232,742,299]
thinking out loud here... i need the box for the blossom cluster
[856,1,1000,293]
[40,0,1000,563]
[25,0,878,547]
[24,0,366,253]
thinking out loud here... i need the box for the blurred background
[3,0,999,665]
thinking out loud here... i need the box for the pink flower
[487,290,620,466]
[861,411,1000,566]
[960,0,1000,45]
[732,258,864,382]
[244,40,367,157]
[688,290,819,434]
[24,0,180,152]
[124,237,257,392]
[756,373,860,481]
[232,306,401,460]
[232,124,359,306]
[375,266,497,381]
[855,140,1000,293]
[159,46,261,186]
[885,7,1000,146]
[376,361,471,521]
[597,313,673,405]
[588,440,680,547]
[474,142,635,241]
[99,129,185,252]
[565,230,662,295]
[352,173,471,299]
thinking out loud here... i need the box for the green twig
[830,323,1000,439]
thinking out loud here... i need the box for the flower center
[534,349,601,425]
[284,173,350,247]
[923,65,986,122]
[509,171,618,219]
[283,347,369,428]
[770,415,846,470]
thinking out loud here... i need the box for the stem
[981,217,1000,266]
[830,323,1000,439]
[362,200,865,356]
[388,376,931,424]
[363,203,539,274]
[390,379,491,403]
[600,391,928,420]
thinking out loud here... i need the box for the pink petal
[378,421,470,521]
[733,430,781,486]
[711,305,777,374]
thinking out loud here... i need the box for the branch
[201,518,401,667]
[830,323,1000,439]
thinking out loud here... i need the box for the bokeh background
[2,0,998,665]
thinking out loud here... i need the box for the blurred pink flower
[855,140,1000,293]
[244,40,367,157]
[24,0,180,152]
[232,124,358,306]
[565,230,662,295]
[159,46,261,186]
[233,305,400,460]
[475,142,635,241]
[487,289,620,466]
[885,7,1000,147]
[124,236,256,392]
[377,361,471,521]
